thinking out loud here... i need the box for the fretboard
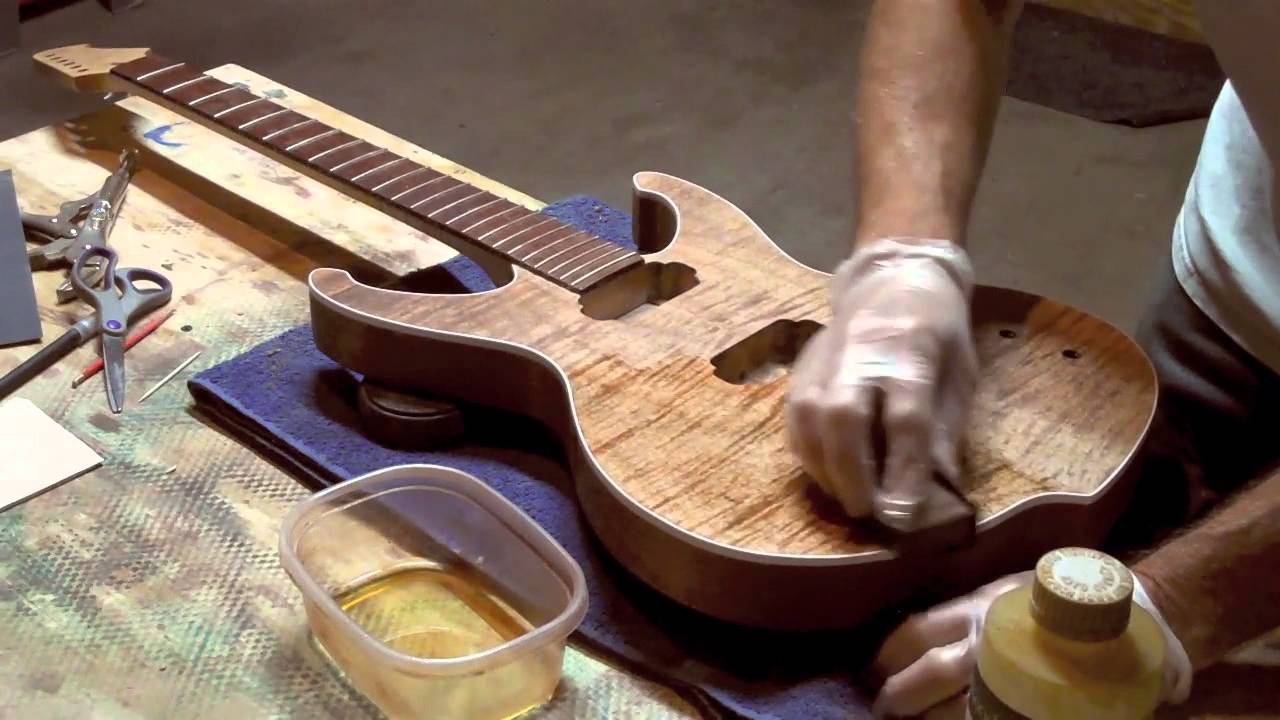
[110,53,642,293]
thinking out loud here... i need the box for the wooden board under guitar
[35,44,1157,630]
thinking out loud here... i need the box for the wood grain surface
[308,169,1157,628]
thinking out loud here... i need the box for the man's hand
[871,571,1030,719]
[816,0,1024,524]
[786,237,978,528]
[871,570,1190,718]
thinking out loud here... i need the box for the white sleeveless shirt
[1173,3,1280,373]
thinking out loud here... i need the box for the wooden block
[1032,0,1204,42]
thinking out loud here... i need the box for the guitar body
[309,171,1157,629]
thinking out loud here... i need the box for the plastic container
[969,547,1165,720]
[279,464,588,720]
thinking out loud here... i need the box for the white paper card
[0,397,103,511]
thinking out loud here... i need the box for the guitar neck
[110,53,642,293]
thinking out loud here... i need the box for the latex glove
[1133,574,1194,705]
[786,237,978,528]
[871,572,1193,719]
[871,571,1031,719]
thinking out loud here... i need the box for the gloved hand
[786,237,978,528]
[872,571,1031,719]
[870,571,1193,719]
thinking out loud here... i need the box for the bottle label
[970,670,1031,720]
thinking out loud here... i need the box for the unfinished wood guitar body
[309,173,1156,629]
[40,45,1158,630]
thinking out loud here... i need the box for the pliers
[22,149,139,304]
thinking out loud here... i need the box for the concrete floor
[3,0,1209,332]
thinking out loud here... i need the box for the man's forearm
[1134,466,1280,670]
[854,0,1022,248]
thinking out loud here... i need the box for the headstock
[33,44,150,93]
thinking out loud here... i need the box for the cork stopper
[1030,547,1133,642]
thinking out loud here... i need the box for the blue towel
[188,196,886,719]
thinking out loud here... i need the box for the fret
[205,95,273,127]
[300,135,356,162]
[428,190,493,224]
[411,184,475,215]
[425,189,487,219]
[487,215,555,246]
[325,147,384,173]
[133,61,185,82]
[193,89,260,117]
[462,206,530,236]
[366,162,419,190]
[452,201,522,233]
[192,87,248,111]
[502,222,572,255]
[306,138,362,164]
[141,68,205,95]
[213,97,265,119]
[401,177,462,207]
[109,52,644,293]
[334,150,391,178]
[186,85,237,106]
[238,107,290,131]
[441,196,504,226]
[562,245,632,282]
[371,166,431,195]
[547,243,619,277]
[508,225,581,259]
[111,54,174,82]
[285,128,339,152]
[165,77,227,104]
[528,232,594,266]
[161,75,206,94]
[537,237,606,270]
[260,118,314,142]
[217,99,281,128]
[569,251,640,287]
[388,173,449,202]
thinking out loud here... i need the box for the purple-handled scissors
[67,245,173,413]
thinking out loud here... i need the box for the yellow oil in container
[310,562,562,720]
[970,548,1166,720]
[336,564,533,659]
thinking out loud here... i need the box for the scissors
[23,149,138,304]
[0,246,173,413]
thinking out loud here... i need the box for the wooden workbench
[0,64,1276,719]
[0,64,692,719]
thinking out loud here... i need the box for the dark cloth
[1113,260,1280,547]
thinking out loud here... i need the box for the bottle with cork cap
[968,547,1166,719]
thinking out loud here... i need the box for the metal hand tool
[0,245,172,412]
[70,245,173,413]
[22,148,139,304]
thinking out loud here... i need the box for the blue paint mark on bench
[144,123,184,148]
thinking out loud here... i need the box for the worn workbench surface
[0,64,692,719]
[0,63,1276,719]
